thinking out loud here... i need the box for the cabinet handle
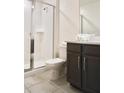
[78,56,80,69]
[83,57,86,71]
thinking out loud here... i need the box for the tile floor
[24,70,82,93]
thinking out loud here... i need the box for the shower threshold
[24,66,49,78]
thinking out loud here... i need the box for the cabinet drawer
[84,45,100,56]
[67,43,81,53]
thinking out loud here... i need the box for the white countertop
[66,40,100,45]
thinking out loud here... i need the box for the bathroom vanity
[67,41,100,93]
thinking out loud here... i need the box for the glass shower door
[24,0,54,70]
[32,1,54,68]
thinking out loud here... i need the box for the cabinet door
[83,56,100,93]
[67,51,81,88]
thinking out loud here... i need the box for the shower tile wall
[33,2,54,68]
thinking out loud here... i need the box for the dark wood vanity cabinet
[67,43,82,88]
[67,43,100,93]
[67,52,81,88]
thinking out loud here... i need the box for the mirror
[80,0,100,35]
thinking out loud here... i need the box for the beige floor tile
[25,69,82,93]
[53,89,66,93]
[24,75,45,88]
[52,77,82,93]
[52,76,68,86]
[38,70,52,80]
[24,88,31,93]
[60,84,82,93]
[29,81,58,93]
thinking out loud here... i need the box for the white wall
[80,0,100,35]
[59,0,80,43]
[58,0,80,59]
[24,0,32,69]
[24,32,31,69]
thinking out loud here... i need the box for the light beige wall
[53,0,59,58]
[59,0,80,43]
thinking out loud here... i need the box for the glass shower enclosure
[24,0,54,70]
